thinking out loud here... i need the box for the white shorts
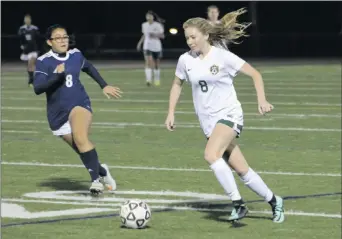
[199,109,244,138]
[52,121,72,136]
[20,52,38,61]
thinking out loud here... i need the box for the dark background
[1,1,342,60]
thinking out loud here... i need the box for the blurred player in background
[137,10,165,86]
[165,11,285,223]
[18,14,40,86]
[34,24,122,195]
[207,5,221,24]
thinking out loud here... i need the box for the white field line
[1,119,341,132]
[3,73,342,84]
[2,198,341,219]
[2,161,341,177]
[1,130,39,134]
[2,97,341,107]
[2,106,341,119]
[1,90,341,98]
[2,81,341,90]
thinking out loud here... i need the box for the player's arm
[167,76,184,115]
[155,33,165,39]
[18,28,25,49]
[224,50,273,114]
[156,24,165,39]
[137,23,145,50]
[165,55,186,131]
[238,63,267,104]
[137,35,145,50]
[81,59,108,89]
[33,61,66,95]
[167,55,186,115]
[240,63,274,114]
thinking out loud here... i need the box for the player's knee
[204,148,220,164]
[148,60,154,69]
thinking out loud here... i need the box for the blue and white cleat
[271,195,285,223]
[228,201,249,222]
[90,178,104,196]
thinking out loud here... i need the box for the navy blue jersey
[34,48,92,131]
[18,24,40,53]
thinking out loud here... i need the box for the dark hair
[43,24,76,50]
[147,10,165,24]
[45,24,67,40]
[24,14,31,18]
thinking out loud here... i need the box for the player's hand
[103,85,122,99]
[56,63,65,73]
[20,45,24,50]
[165,113,175,131]
[258,100,274,115]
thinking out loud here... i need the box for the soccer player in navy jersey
[33,24,122,195]
[18,14,40,86]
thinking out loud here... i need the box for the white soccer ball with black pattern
[119,199,151,229]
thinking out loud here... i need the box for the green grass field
[1,61,341,239]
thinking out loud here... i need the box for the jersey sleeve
[175,55,186,81]
[35,59,49,76]
[79,49,108,89]
[223,51,246,77]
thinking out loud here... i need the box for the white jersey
[142,21,164,52]
[175,46,245,137]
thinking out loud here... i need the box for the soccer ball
[119,199,151,229]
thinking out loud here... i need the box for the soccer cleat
[271,195,285,223]
[154,80,160,86]
[146,82,151,87]
[89,178,104,196]
[228,200,249,221]
[100,164,117,191]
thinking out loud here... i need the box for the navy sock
[268,194,277,206]
[71,141,106,177]
[28,71,34,84]
[80,148,100,181]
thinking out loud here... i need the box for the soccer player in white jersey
[137,11,165,86]
[165,13,285,223]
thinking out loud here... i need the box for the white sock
[153,69,160,82]
[210,158,242,201]
[145,68,152,82]
[240,168,274,202]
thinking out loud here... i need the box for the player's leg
[143,51,153,86]
[152,52,161,86]
[205,121,248,221]
[27,52,37,86]
[51,118,117,191]
[60,133,107,177]
[225,141,285,223]
[68,106,108,194]
[20,53,30,85]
